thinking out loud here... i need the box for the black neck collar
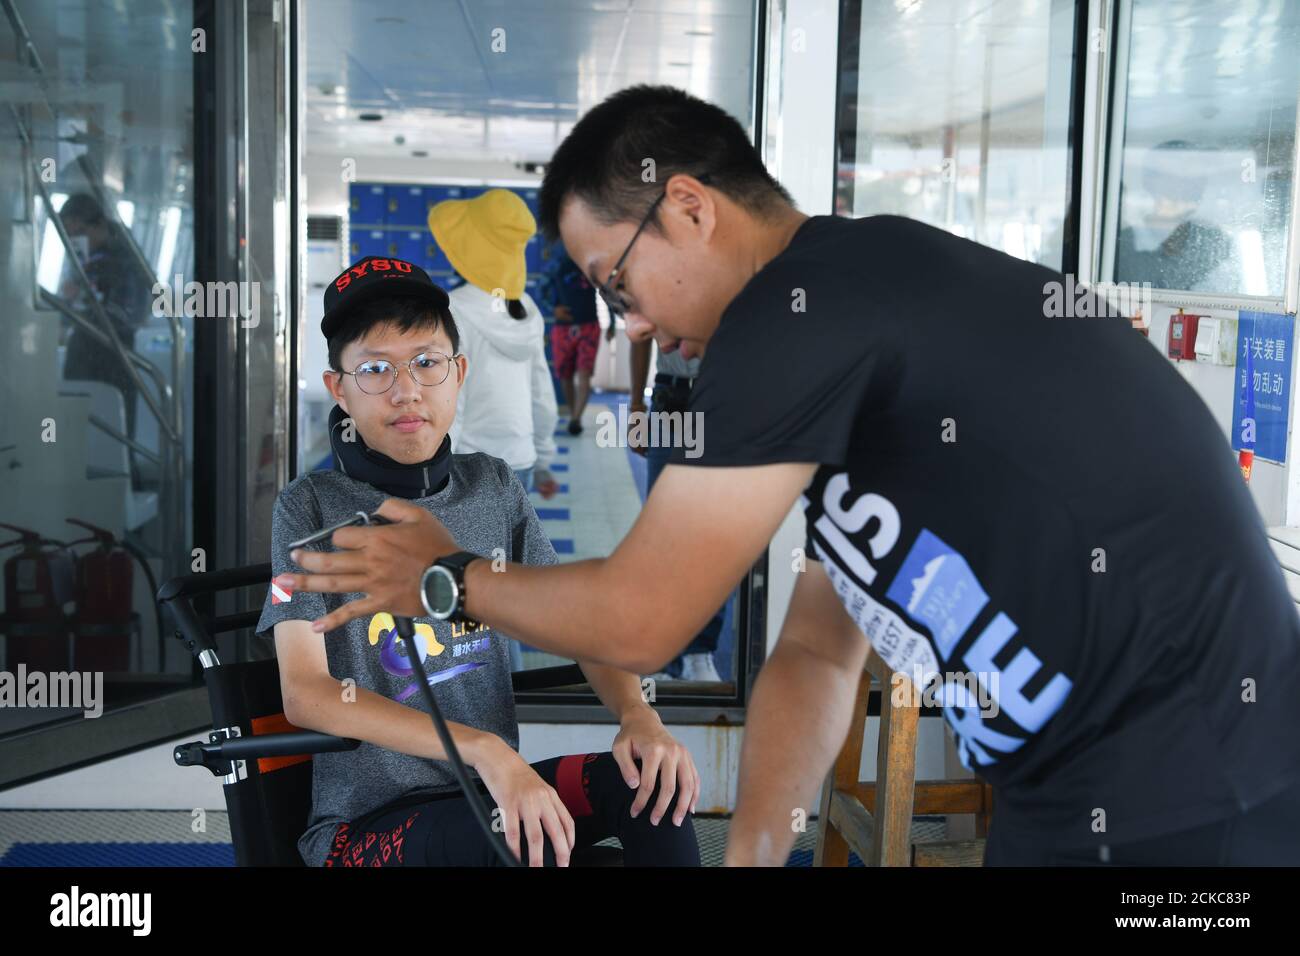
[328,404,451,499]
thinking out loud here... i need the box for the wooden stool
[814,645,993,866]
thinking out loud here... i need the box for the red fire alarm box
[1168,310,1202,361]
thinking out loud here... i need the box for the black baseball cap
[321,256,451,339]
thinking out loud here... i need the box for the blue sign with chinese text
[1232,310,1294,464]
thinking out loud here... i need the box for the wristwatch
[420,551,482,622]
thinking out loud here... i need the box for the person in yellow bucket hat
[428,188,535,302]
[428,189,560,505]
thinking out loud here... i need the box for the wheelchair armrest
[157,562,272,603]
[175,730,359,774]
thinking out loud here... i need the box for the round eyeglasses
[339,351,459,395]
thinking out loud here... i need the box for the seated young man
[255,256,700,867]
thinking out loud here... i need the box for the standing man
[543,248,613,435]
[277,85,1300,866]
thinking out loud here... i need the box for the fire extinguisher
[64,519,160,673]
[0,523,76,671]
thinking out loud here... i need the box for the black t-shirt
[673,213,1300,851]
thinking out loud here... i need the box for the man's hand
[474,739,576,866]
[612,705,700,826]
[626,402,648,457]
[274,497,460,633]
[553,304,573,322]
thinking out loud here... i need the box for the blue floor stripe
[1,842,236,867]
[550,463,569,472]
[550,539,575,554]
[535,508,570,521]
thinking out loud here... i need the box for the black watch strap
[435,551,480,621]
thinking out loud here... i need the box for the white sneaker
[678,653,721,682]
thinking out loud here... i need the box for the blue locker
[395,230,426,267]
[525,234,542,274]
[425,184,474,227]
[426,238,450,274]
[350,184,386,227]
[422,184,450,217]
[351,229,389,261]
[385,184,425,227]
[521,187,540,217]
[535,237,558,273]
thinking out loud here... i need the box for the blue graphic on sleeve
[885,529,989,659]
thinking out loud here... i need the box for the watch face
[426,566,458,618]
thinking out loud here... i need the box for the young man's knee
[587,753,693,819]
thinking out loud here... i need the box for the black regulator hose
[392,614,519,867]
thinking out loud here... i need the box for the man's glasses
[339,351,458,395]
[596,172,713,319]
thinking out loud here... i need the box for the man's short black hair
[326,295,460,372]
[538,84,794,243]
[60,192,107,227]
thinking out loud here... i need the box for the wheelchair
[160,563,623,866]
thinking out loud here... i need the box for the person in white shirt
[428,189,560,501]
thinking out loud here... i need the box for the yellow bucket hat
[427,188,536,299]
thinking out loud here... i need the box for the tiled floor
[0,809,949,867]
[518,395,636,671]
[519,394,737,680]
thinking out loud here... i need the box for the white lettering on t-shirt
[813,474,900,585]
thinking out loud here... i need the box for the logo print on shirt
[807,472,1076,771]
[367,612,484,701]
[884,529,989,659]
[269,580,293,605]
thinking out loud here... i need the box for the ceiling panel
[304,0,757,163]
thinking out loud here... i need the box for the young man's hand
[533,467,560,500]
[612,705,700,826]
[275,497,461,632]
[473,738,576,866]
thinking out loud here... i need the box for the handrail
[85,415,164,467]
[41,289,170,391]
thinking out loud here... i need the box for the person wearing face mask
[256,256,701,867]
[427,189,560,502]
